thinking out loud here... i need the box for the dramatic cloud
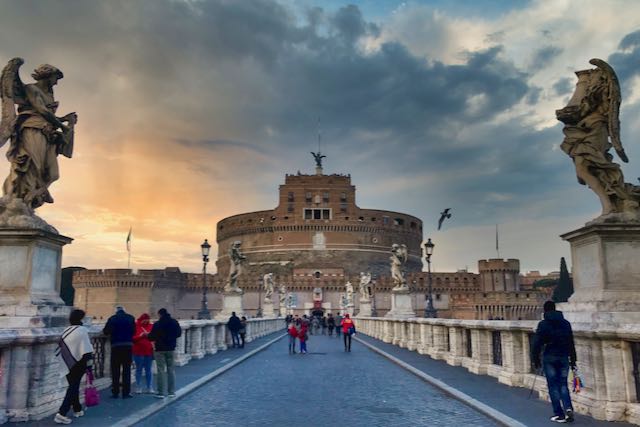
[0,0,639,274]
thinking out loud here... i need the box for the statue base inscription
[559,223,640,325]
[216,292,244,320]
[385,288,415,319]
[0,228,73,328]
[262,301,276,318]
[357,300,372,317]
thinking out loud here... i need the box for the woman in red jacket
[133,313,154,393]
[341,314,356,352]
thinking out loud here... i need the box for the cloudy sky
[1,0,639,274]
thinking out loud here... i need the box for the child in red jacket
[133,313,154,393]
[298,325,308,354]
[288,323,298,354]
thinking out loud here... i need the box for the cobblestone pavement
[137,334,498,427]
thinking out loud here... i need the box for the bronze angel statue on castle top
[0,58,76,209]
[556,58,640,220]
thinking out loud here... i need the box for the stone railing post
[407,320,417,351]
[189,324,204,360]
[497,329,525,386]
[382,319,393,343]
[392,321,402,346]
[174,323,191,366]
[468,328,492,375]
[430,323,448,360]
[447,324,465,366]
[216,322,228,351]
[203,322,217,355]
[418,320,432,355]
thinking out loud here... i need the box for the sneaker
[135,387,143,394]
[550,415,567,423]
[565,409,574,422]
[73,410,84,418]
[145,388,156,394]
[154,394,166,399]
[54,413,72,424]
[168,393,176,397]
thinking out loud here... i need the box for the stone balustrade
[0,317,284,424]
[356,317,640,425]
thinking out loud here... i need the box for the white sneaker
[135,387,143,394]
[550,415,567,423]
[54,413,72,424]
[154,394,166,399]
[168,393,176,397]
[73,410,84,418]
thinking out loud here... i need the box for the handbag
[84,369,100,407]
[570,367,584,393]
[348,326,356,335]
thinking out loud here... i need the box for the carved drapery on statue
[225,241,246,293]
[263,273,274,303]
[1,58,76,210]
[359,272,372,301]
[556,58,640,220]
[345,281,354,306]
[390,243,408,290]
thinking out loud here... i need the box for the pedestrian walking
[227,312,242,348]
[327,313,335,336]
[335,313,343,337]
[321,316,327,335]
[531,301,576,423]
[103,306,135,399]
[239,316,247,348]
[288,322,298,354]
[133,313,154,394]
[341,314,356,352]
[298,323,309,354]
[148,308,182,399]
[54,309,94,425]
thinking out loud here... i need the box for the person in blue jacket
[531,301,577,423]
[103,306,135,398]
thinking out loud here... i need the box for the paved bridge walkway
[12,331,634,427]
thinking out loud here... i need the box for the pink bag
[84,369,100,407]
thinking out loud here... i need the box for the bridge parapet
[0,317,284,424]
[356,317,640,425]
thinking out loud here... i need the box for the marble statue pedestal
[559,223,640,325]
[357,300,372,317]
[216,291,244,320]
[262,301,276,318]
[345,304,355,317]
[0,228,73,328]
[385,288,415,319]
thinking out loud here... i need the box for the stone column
[430,324,448,360]
[189,325,204,360]
[216,291,244,320]
[497,329,526,386]
[406,321,416,350]
[392,321,402,346]
[6,346,30,422]
[174,326,191,366]
[446,325,465,366]
[263,301,276,318]
[358,299,372,317]
[385,288,416,319]
[468,329,492,374]
[418,322,432,355]
[216,323,228,351]
[203,323,217,355]
[382,320,393,343]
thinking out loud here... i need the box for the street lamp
[256,276,263,318]
[197,239,212,320]
[371,277,378,317]
[424,238,437,318]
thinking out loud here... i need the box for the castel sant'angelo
[73,155,547,320]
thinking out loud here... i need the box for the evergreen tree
[552,257,573,303]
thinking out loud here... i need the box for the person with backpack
[227,312,242,348]
[531,301,577,423]
[133,313,154,394]
[54,309,94,425]
[148,308,182,398]
[340,314,356,352]
[103,306,135,399]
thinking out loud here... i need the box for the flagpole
[126,227,132,270]
[495,224,500,259]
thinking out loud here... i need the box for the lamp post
[197,239,212,320]
[256,276,263,318]
[371,277,378,317]
[424,238,437,318]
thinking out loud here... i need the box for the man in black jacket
[103,306,135,398]
[148,308,182,398]
[227,312,242,348]
[532,301,577,423]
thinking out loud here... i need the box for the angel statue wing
[589,58,627,162]
[0,57,26,148]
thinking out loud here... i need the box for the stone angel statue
[263,273,274,303]
[1,58,77,209]
[556,58,640,220]
[358,272,372,301]
[279,284,287,307]
[390,243,408,290]
[225,241,246,293]
[345,281,354,306]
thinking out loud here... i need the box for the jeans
[111,346,132,396]
[133,355,153,391]
[288,335,297,353]
[300,341,307,353]
[328,326,334,336]
[336,327,341,337]
[543,356,573,417]
[240,332,246,348]
[343,333,352,351]
[155,351,176,396]
[230,330,241,348]
[59,363,85,416]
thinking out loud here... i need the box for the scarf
[56,325,94,377]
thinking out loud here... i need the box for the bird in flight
[438,208,452,230]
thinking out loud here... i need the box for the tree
[552,257,573,303]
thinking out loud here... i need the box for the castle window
[436,294,441,301]
[304,209,312,220]
[314,209,321,219]
[340,192,347,202]
[305,208,332,220]
[322,209,330,220]
[314,271,322,279]
[340,203,347,213]
[323,192,329,203]
[371,217,377,222]
[382,216,390,225]
[305,192,312,203]
[358,216,364,221]
[288,204,294,213]
[410,221,417,229]
[394,218,404,226]
[288,192,294,202]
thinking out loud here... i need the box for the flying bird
[437,208,452,230]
